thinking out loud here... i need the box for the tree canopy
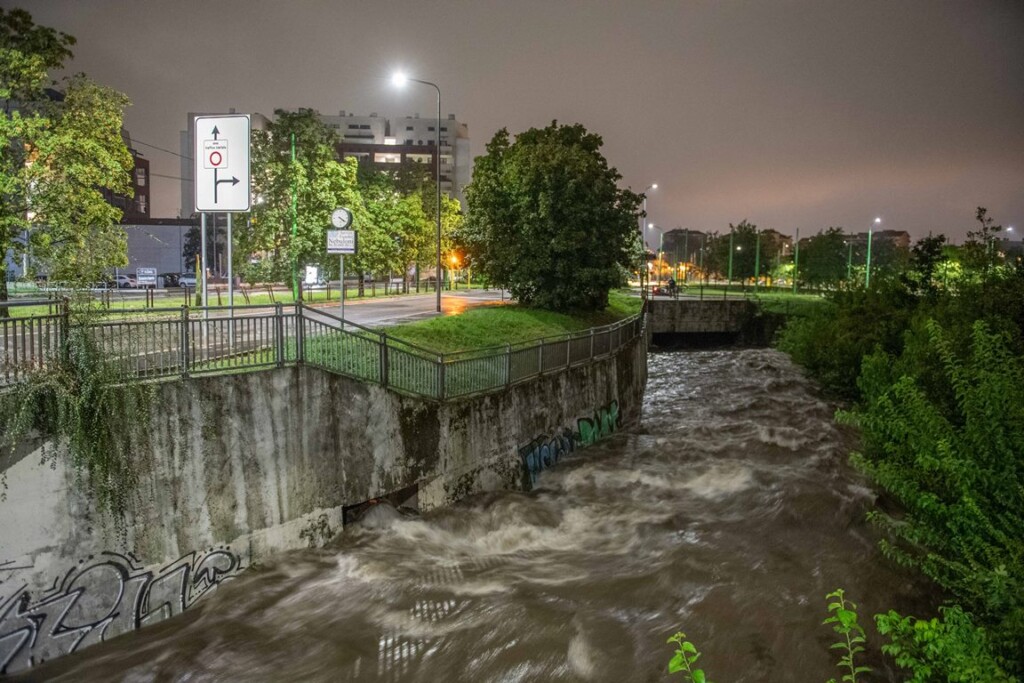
[462,122,641,311]
[1,8,133,300]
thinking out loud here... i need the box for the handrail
[3,299,647,400]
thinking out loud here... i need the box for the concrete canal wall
[0,333,646,675]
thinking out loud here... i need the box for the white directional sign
[194,114,250,212]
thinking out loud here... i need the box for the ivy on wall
[0,302,157,532]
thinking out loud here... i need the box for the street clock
[331,207,353,229]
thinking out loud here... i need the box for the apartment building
[323,110,472,207]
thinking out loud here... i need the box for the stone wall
[648,298,758,334]
[0,333,646,675]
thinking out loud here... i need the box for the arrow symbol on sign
[213,168,239,204]
[212,126,220,140]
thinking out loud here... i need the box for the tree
[800,228,849,288]
[1,9,133,306]
[904,234,947,296]
[241,108,364,290]
[463,122,641,311]
[708,220,778,284]
[961,207,1004,279]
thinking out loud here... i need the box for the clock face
[331,208,352,229]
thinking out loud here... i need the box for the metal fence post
[180,305,190,377]
[380,333,389,388]
[275,302,284,367]
[504,343,511,388]
[537,342,543,376]
[590,328,595,360]
[565,336,571,369]
[295,303,304,364]
[58,297,70,365]
[438,355,446,400]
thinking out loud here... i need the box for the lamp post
[866,217,881,288]
[650,223,665,287]
[641,183,657,250]
[393,71,442,313]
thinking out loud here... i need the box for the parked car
[115,274,137,289]
[158,273,180,288]
[178,273,197,288]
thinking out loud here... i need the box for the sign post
[328,207,355,326]
[194,114,251,323]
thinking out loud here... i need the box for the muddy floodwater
[25,349,930,682]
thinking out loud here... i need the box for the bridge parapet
[648,299,758,335]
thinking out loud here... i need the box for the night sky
[14,0,1024,241]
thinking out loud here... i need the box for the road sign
[194,114,250,212]
[327,230,357,255]
[136,267,157,287]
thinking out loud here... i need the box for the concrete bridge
[646,298,775,346]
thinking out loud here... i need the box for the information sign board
[327,230,358,255]
[136,267,157,287]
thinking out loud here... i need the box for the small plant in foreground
[667,631,713,682]
[823,588,871,683]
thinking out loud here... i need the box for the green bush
[876,606,1016,682]
[774,286,916,399]
[843,320,1024,674]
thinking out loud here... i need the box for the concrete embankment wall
[648,299,785,346]
[0,334,646,675]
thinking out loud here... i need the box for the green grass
[0,283,494,318]
[381,289,642,353]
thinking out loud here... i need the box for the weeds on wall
[0,300,156,532]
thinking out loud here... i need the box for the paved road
[314,288,512,327]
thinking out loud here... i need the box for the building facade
[321,110,472,208]
[101,129,151,223]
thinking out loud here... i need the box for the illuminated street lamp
[866,216,881,288]
[393,70,442,312]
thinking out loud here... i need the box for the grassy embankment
[384,289,642,353]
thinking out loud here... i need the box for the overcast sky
[15,0,1024,241]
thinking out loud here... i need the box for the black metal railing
[0,300,646,401]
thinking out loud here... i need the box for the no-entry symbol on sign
[203,139,228,169]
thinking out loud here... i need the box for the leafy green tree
[463,122,642,311]
[961,207,1005,279]
[241,108,363,289]
[903,234,947,297]
[708,220,779,283]
[799,227,849,288]
[1,9,133,305]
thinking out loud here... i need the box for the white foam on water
[680,462,756,499]
[567,629,598,680]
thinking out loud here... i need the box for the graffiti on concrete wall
[519,400,620,489]
[0,547,244,675]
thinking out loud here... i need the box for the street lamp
[866,216,881,288]
[641,183,657,250]
[393,70,443,313]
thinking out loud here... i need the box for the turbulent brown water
[25,349,931,682]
